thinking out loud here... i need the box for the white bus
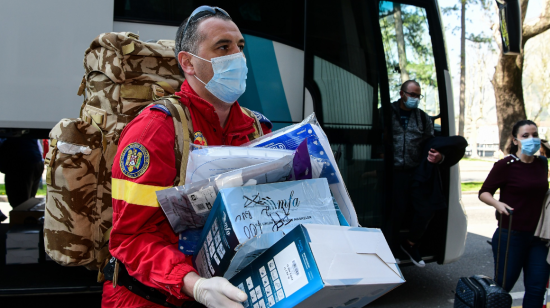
[0,0,466,295]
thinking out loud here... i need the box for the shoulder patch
[150,104,172,116]
[120,143,150,179]
[251,110,273,130]
[193,131,208,146]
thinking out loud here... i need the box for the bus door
[305,0,450,264]
[304,0,387,231]
[377,0,450,263]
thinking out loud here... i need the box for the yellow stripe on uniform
[111,178,170,207]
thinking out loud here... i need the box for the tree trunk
[491,54,527,153]
[491,0,550,152]
[458,0,466,137]
[393,3,409,82]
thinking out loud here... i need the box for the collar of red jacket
[175,80,255,135]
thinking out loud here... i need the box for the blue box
[230,224,405,308]
[192,178,340,278]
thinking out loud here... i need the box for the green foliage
[467,33,493,44]
[461,182,484,191]
[379,2,438,108]
[0,184,47,196]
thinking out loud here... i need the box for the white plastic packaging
[243,113,359,227]
[158,155,295,232]
[185,145,294,184]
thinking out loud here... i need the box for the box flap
[303,224,404,283]
[344,228,396,264]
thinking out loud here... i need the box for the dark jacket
[413,136,468,210]
[391,101,434,169]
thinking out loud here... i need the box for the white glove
[193,277,248,308]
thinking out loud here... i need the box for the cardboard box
[192,178,340,278]
[229,224,405,308]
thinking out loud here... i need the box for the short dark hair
[507,119,537,155]
[175,12,232,75]
[401,80,421,92]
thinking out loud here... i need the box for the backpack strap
[240,106,264,141]
[156,96,194,187]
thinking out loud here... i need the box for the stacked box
[230,224,405,308]
[192,178,340,278]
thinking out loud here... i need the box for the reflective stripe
[111,178,170,207]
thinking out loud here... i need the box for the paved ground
[458,159,495,183]
[368,194,527,308]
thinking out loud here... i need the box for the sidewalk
[458,158,494,183]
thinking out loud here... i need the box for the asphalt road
[368,193,527,308]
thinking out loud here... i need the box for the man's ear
[178,51,195,76]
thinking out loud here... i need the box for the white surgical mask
[189,52,248,104]
[404,96,420,109]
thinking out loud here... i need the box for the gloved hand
[193,277,248,308]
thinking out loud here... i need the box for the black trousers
[391,169,435,246]
[4,161,44,208]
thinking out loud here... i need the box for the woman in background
[479,120,549,308]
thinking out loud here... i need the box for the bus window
[305,0,385,228]
[378,1,441,122]
[113,0,304,48]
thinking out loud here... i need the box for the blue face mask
[189,52,248,104]
[519,137,541,156]
[404,97,420,109]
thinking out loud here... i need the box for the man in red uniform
[102,6,272,308]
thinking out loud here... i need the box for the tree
[443,0,490,137]
[465,43,494,157]
[523,30,550,124]
[491,0,550,152]
[394,3,410,82]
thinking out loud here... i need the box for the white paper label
[188,186,217,214]
[274,242,308,297]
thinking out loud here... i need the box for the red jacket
[102,81,271,308]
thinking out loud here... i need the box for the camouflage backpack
[43,32,193,273]
[44,32,263,275]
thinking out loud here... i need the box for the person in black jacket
[0,137,44,222]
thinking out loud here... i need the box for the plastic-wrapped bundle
[243,113,359,227]
[185,145,294,184]
[157,141,312,233]
[192,178,341,278]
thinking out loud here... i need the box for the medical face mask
[189,52,248,104]
[519,137,541,156]
[404,96,420,109]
